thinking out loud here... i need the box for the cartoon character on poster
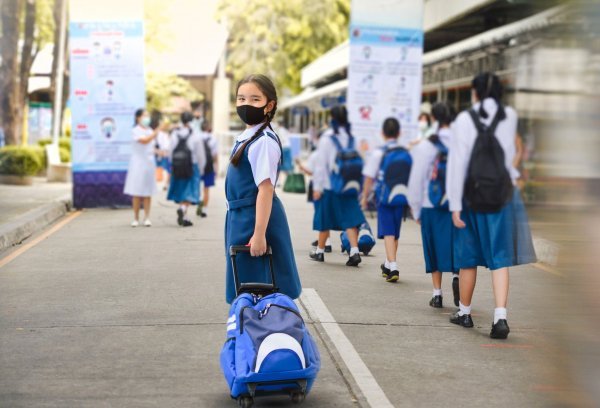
[100,117,116,139]
[359,105,372,121]
[104,80,115,102]
[363,46,372,60]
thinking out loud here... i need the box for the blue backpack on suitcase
[374,145,412,206]
[427,135,449,209]
[340,221,376,256]
[220,246,321,408]
[330,135,363,197]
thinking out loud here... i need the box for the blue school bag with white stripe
[427,135,449,209]
[220,246,320,407]
[340,221,376,256]
[330,135,364,197]
[374,145,412,206]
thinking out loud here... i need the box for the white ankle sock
[433,288,442,296]
[350,247,359,256]
[494,307,507,324]
[452,273,459,279]
[459,302,471,316]
[389,261,398,272]
[315,247,325,254]
[384,260,390,268]
[180,204,188,212]
[325,238,331,246]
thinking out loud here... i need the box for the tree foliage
[146,72,203,113]
[217,0,350,93]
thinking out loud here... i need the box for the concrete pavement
[0,182,582,407]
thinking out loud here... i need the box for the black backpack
[464,108,513,213]
[171,128,194,179]
[203,137,214,174]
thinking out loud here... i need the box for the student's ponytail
[330,105,353,138]
[472,72,506,121]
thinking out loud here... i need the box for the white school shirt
[306,150,319,174]
[446,98,519,212]
[312,127,352,192]
[361,139,404,179]
[407,127,452,221]
[201,131,219,157]
[156,131,171,152]
[233,123,281,187]
[169,126,207,174]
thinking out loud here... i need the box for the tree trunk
[50,0,68,136]
[18,0,37,142]
[0,0,25,146]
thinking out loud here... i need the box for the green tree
[146,72,203,113]
[218,0,350,93]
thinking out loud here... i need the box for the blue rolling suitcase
[340,221,376,256]
[220,246,321,408]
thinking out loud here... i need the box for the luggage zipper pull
[259,303,272,319]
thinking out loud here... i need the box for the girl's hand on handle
[248,234,267,257]
[452,211,466,229]
[313,190,322,201]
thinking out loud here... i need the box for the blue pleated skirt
[313,190,366,232]
[421,208,458,273]
[454,189,537,270]
[167,165,201,204]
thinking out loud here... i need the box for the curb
[0,195,72,252]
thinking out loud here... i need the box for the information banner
[348,0,424,146]
[69,7,145,207]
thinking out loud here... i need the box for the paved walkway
[0,182,585,407]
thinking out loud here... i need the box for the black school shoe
[311,240,332,253]
[490,319,510,339]
[182,219,193,227]
[449,311,474,328]
[177,208,184,226]
[386,270,399,282]
[452,277,460,307]
[380,264,391,278]
[346,253,362,267]
[309,251,324,262]
[429,295,443,308]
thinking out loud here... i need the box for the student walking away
[447,72,537,339]
[361,118,412,282]
[167,111,206,227]
[224,74,301,303]
[198,121,219,218]
[124,108,168,227]
[295,138,332,253]
[408,102,459,307]
[154,113,172,190]
[310,106,366,266]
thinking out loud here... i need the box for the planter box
[0,174,34,186]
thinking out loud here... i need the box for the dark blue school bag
[340,221,376,256]
[329,135,363,197]
[427,135,449,209]
[220,246,320,407]
[374,145,412,206]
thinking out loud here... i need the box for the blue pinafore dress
[224,131,302,304]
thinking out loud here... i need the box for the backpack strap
[428,135,447,154]
[330,134,344,152]
[468,108,504,136]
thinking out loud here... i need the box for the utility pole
[51,0,68,145]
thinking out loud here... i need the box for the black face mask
[237,104,268,126]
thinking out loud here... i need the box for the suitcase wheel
[291,391,306,404]
[237,396,254,408]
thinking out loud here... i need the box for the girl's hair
[230,74,278,166]
[330,105,353,138]
[472,72,506,120]
[382,117,400,138]
[418,112,432,127]
[134,108,145,126]
[431,102,455,127]
[181,111,194,125]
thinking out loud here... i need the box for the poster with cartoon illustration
[348,0,424,146]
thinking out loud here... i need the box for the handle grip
[229,245,273,256]
[229,245,277,297]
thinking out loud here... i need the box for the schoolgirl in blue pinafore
[224,127,302,304]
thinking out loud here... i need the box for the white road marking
[300,288,394,408]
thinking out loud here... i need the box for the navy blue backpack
[374,145,412,206]
[340,221,376,256]
[427,135,449,209]
[220,246,320,408]
[329,135,363,197]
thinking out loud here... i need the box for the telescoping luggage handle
[229,245,278,297]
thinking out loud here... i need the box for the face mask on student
[418,121,428,132]
[141,117,151,127]
[237,104,268,126]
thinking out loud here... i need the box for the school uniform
[312,127,365,231]
[156,130,171,172]
[407,127,457,273]
[123,125,157,197]
[201,131,218,187]
[362,139,408,240]
[166,126,206,204]
[224,124,302,304]
[447,98,536,270]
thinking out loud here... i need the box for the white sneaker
[131,220,139,228]
[143,219,152,227]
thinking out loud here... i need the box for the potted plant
[0,146,43,185]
